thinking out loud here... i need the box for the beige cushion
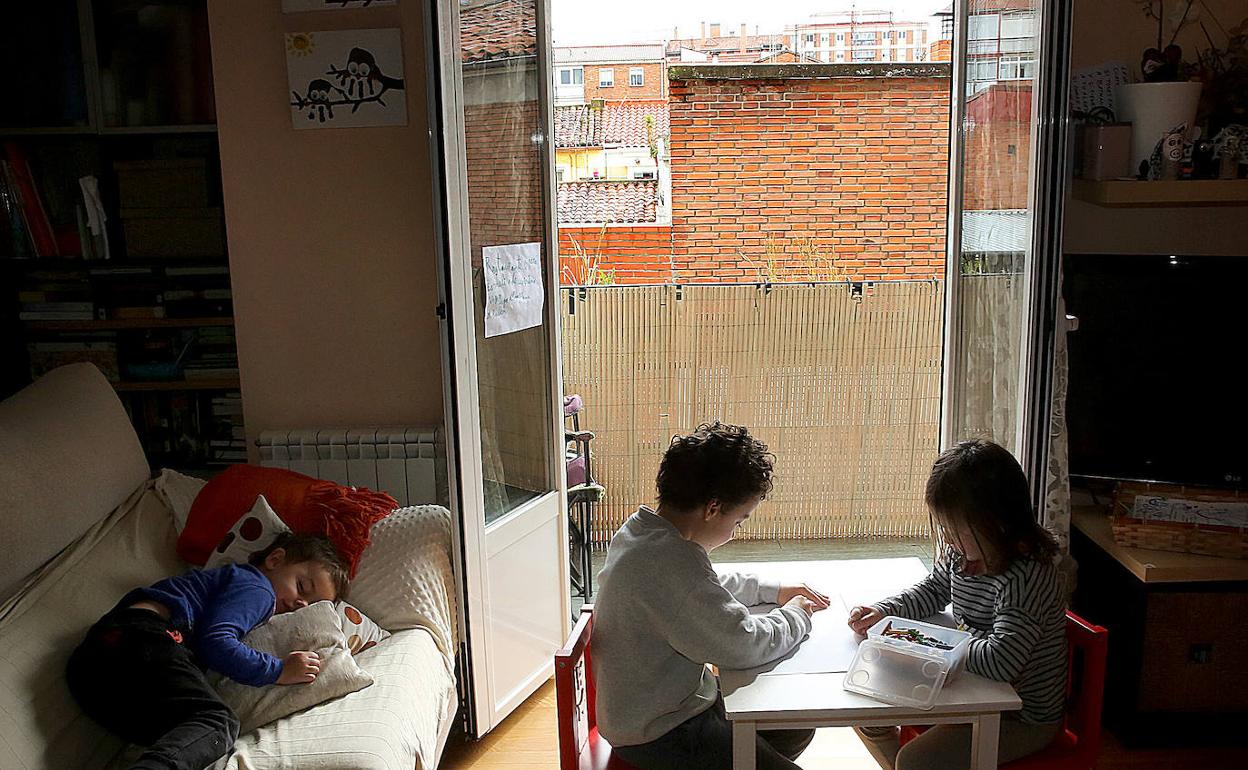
[0,363,149,601]
[212,627,456,770]
[0,483,182,770]
[211,601,374,735]
[349,506,458,658]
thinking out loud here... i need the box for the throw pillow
[350,506,457,658]
[205,495,291,569]
[178,464,398,576]
[335,601,390,654]
[211,601,373,734]
[153,468,207,534]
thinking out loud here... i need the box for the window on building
[968,13,1001,40]
[968,58,999,83]
[835,51,845,61]
[804,33,815,44]
[1001,12,1035,40]
[559,67,583,86]
[599,68,614,87]
[629,68,644,87]
[556,168,566,183]
[999,55,1036,80]
[836,32,844,42]
[852,48,874,61]
[631,169,656,180]
[853,31,875,46]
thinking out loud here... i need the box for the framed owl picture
[286,28,408,129]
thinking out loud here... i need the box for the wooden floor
[440,680,1248,770]
[447,539,1246,768]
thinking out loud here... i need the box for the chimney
[740,24,748,52]
[709,23,721,37]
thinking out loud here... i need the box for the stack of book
[209,392,246,464]
[17,271,94,320]
[183,327,239,380]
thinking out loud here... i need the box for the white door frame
[427,0,570,737]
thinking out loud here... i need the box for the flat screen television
[1064,253,1248,490]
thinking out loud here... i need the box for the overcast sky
[551,0,950,47]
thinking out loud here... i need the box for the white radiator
[257,427,441,508]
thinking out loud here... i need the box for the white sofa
[0,364,459,770]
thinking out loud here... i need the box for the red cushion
[178,464,397,576]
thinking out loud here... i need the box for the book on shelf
[110,306,167,320]
[19,310,95,320]
[2,143,59,258]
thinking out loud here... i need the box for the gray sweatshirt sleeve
[872,556,952,620]
[717,571,781,606]
[661,572,812,670]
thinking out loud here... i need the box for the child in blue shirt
[66,532,348,770]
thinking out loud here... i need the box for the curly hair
[249,532,350,600]
[655,422,775,512]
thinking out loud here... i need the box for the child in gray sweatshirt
[592,422,830,770]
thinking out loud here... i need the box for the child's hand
[784,595,819,617]
[278,650,321,685]
[848,606,884,635]
[777,583,831,612]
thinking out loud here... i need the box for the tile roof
[554,104,601,148]
[554,44,667,64]
[554,101,668,149]
[557,181,658,224]
[600,101,668,147]
[460,0,536,65]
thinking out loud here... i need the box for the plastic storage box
[842,616,972,710]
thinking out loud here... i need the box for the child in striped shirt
[848,440,1067,770]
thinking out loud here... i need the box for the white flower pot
[1115,81,1203,174]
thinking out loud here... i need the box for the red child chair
[898,610,1108,769]
[555,606,637,770]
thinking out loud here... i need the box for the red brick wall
[963,83,1032,211]
[583,62,666,101]
[559,225,672,284]
[464,100,543,264]
[666,74,951,282]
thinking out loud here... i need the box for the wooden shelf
[113,378,240,392]
[24,317,234,331]
[1072,179,1248,207]
[1072,507,1248,584]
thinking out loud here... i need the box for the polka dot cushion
[206,495,291,569]
[335,601,390,654]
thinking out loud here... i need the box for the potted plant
[1117,1,1204,174]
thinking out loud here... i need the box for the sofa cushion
[211,627,456,770]
[211,601,374,734]
[336,602,390,654]
[0,363,149,602]
[179,464,396,577]
[0,482,181,770]
[349,506,458,659]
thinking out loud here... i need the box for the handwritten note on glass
[483,242,544,338]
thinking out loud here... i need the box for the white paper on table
[483,242,544,338]
[738,593,860,676]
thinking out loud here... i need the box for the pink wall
[1065,0,1248,256]
[207,1,444,455]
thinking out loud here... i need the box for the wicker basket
[1111,482,1248,560]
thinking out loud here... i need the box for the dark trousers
[66,608,239,770]
[614,695,814,770]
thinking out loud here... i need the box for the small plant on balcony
[561,224,617,286]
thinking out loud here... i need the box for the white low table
[716,558,1021,770]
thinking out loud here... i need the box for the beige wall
[1065,0,1248,255]
[207,0,443,454]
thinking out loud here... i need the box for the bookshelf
[1,1,245,473]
